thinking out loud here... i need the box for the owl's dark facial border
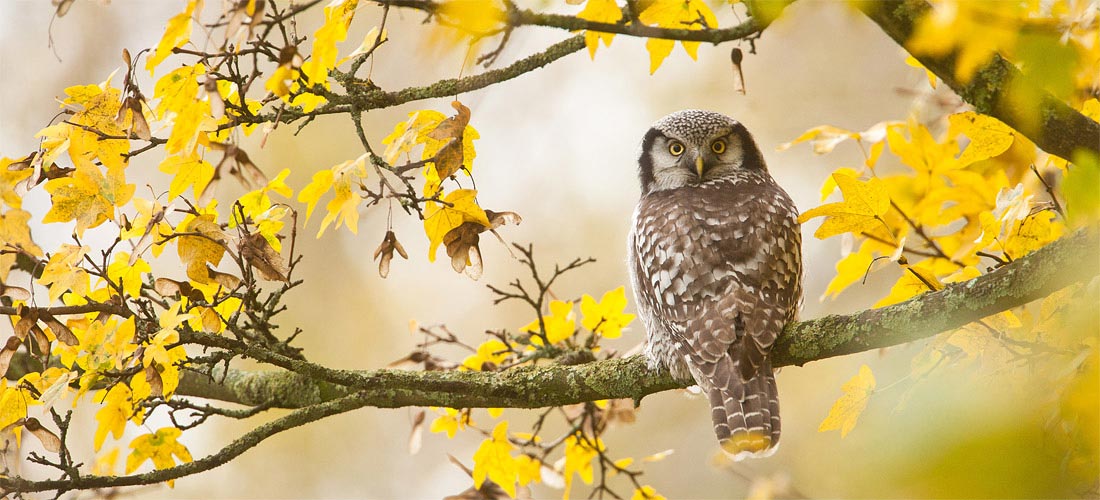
[729,123,767,173]
[637,127,664,194]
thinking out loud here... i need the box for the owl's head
[637,109,766,194]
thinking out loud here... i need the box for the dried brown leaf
[206,265,243,289]
[240,233,289,282]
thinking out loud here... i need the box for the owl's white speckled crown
[651,109,740,145]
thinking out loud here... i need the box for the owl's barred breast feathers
[627,110,802,459]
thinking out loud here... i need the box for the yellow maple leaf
[0,209,43,282]
[0,158,33,209]
[93,384,136,451]
[578,0,623,58]
[153,64,210,155]
[177,213,227,283]
[472,421,518,498]
[562,434,603,500]
[521,300,576,345]
[64,84,129,169]
[821,248,874,300]
[433,0,506,47]
[318,167,363,238]
[948,111,1017,167]
[462,339,511,370]
[816,167,860,202]
[301,0,359,87]
[429,407,471,439]
[0,385,29,443]
[235,168,293,250]
[159,152,215,200]
[126,427,193,480]
[1003,210,1064,259]
[42,162,135,237]
[106,252,151,299]
[818,364,875,437]
[265,63,299,99]
[146,0,201,74]
[290,91,328,112]
[298,169,335,221]
[886,120,960,194]
[638,0,717,74]
[515,454,542,486]
[153,63,205,119]
[580,286,636,339]
[797,172,890,239]
[382,110,446,164]
[776,125,859,155]
[423,189,490,261]
[873,262,947,308]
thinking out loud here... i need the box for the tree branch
[137,228,1097,410]
[853,0,1100,160]
[257,16,766,124]
[0,390,375,494]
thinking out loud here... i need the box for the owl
[627,110,802,459]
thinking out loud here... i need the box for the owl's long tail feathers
[708,358,781,460]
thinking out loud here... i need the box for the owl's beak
[695,156,705,178]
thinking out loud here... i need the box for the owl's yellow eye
[669,142,685,156]
[711,140,727,154]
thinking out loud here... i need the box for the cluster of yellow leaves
[298,153,369,238]
[792,98,1095,440]
[420,285,649,498]
[577,0,718,73]
[520,287,636,346]
[31,80,138,237]
[794,112,1068,308]
[281,0,360,111]
[376,102,522,279]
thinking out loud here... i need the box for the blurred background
[0,1,1095,498]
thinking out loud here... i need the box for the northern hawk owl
[627,109,803,458]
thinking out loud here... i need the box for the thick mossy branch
[854,0,1100,161]
[167,228,1098,410]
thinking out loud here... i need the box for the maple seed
[240,232,290,282]
[24,417,62,453]
[0,337,22,378]
[373,230,408,278]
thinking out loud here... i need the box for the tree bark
[142,228,1095,409]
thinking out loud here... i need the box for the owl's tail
[709,358,780,460]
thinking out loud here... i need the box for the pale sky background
[0,1,1076,499]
